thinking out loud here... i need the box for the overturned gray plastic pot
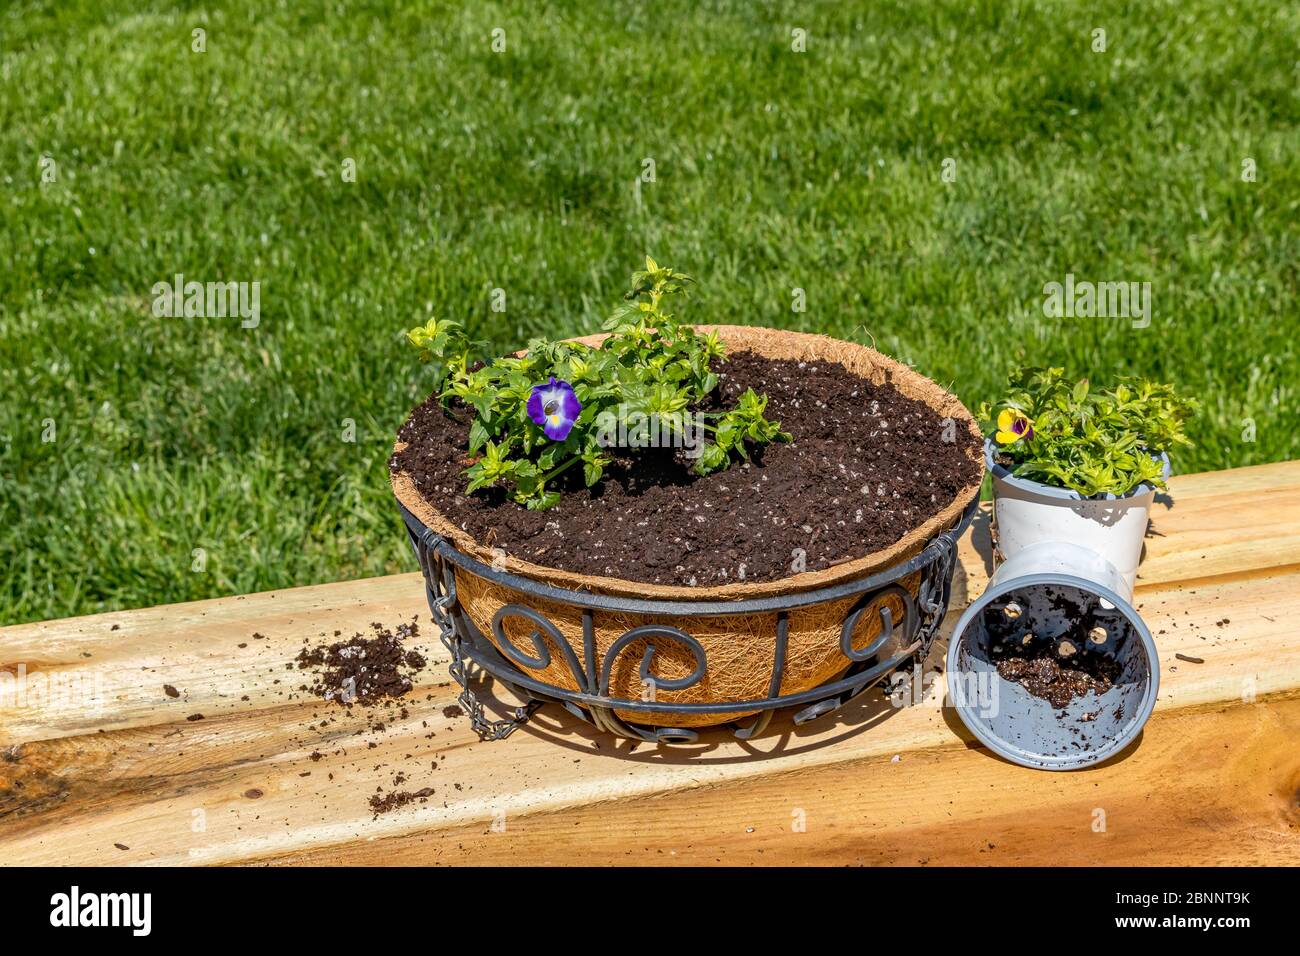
[946,541,1160,771]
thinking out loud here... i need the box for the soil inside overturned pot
[391,350,981,587]
[993,642,1121,710]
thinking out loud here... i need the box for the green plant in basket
[978,367,1197,497]
[405,258,790,510]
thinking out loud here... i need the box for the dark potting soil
[995,645,1120,710]
[295,621,426,706]
[390,350,982,587]
[368,787,435,816]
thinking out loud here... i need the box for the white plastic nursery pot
[946,541,1160,771]
[985,439,1169,593]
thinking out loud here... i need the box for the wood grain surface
[2,461,1298,866]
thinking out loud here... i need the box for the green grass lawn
[1,0,1297,625]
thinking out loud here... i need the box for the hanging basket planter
[391,327,983,742]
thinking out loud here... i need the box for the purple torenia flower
[527,377,582,441]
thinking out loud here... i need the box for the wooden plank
[2,565,1296,866]
[255,698,1300,867]
[1,461,1298,865]
[0,573,429,745]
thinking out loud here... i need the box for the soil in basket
[391,350,981,587]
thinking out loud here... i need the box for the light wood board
[2,461,1298,865]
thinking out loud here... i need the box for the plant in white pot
[978,367,1197,591]
[942,369,1198,771]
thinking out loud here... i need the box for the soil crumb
[369,787,435,816]
[296,620,426,706]
[996,647,1120,709]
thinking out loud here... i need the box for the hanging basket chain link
[429,567,540,741]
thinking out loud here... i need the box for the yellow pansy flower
[995,408,1035,444]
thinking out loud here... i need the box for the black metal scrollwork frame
[400,496,975,744]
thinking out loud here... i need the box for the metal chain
[431,589,539,742]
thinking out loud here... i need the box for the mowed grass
[1,0,1297,625]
